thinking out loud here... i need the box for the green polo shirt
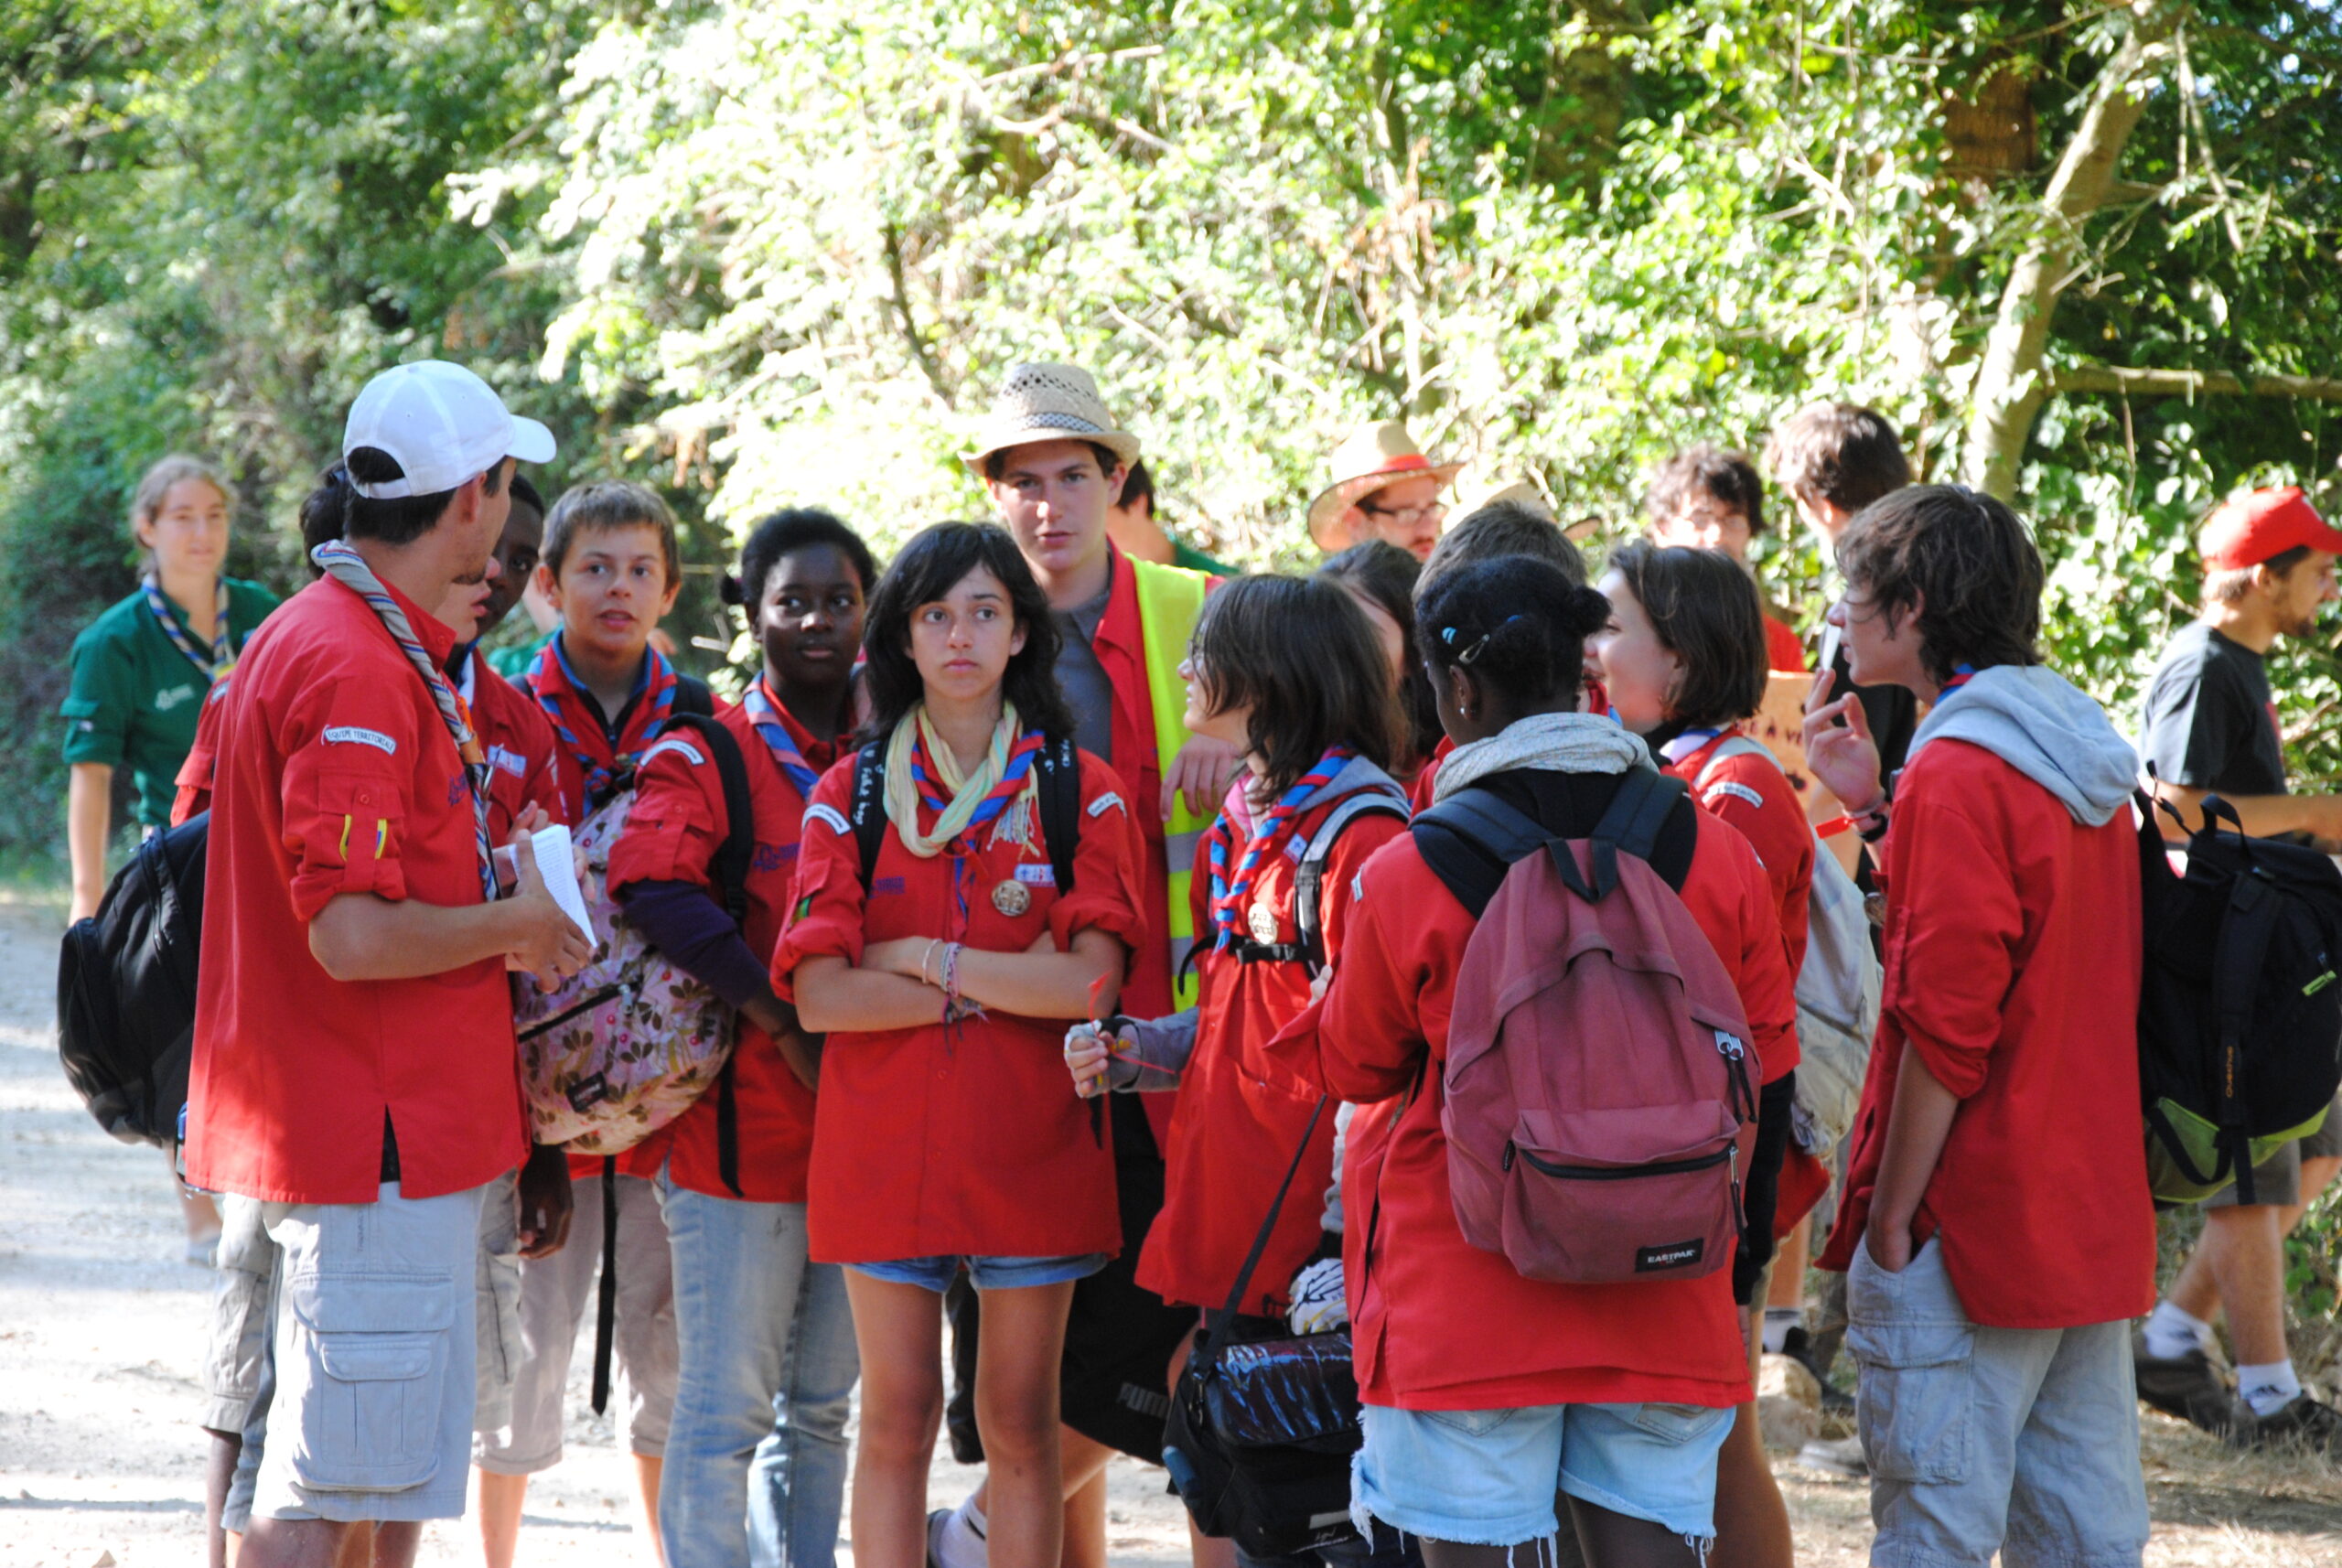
[61,577,281,829]
[486,626,554,681]
[1173,538,1241,576]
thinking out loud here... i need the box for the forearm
[792,957,947,1033]
[2151,781,2334,843]
[308,892,529,982]
[950,942,1121,1020]
[67,764,113,915]
[1868,1041,1961,1234]
[618,879,771,1010]
[1105,1008,1198,1092]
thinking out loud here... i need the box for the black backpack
[57,811,210,1148]
[2137,789,2342,1203]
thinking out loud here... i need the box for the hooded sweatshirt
[1819,661,2155,1326]
[1905,663,2138,826]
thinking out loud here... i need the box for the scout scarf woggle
[1206,745,1354,951]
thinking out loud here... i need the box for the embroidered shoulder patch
[803,803,851,837]
[323,725,397,756]
[641,736,705,770]
[1087,791,1125,819]
[1702,781,1767,811]
[1015,863,1057,886]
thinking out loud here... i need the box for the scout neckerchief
[1207,746,1353,951]
[743,674,823,798]
[883,702,1044,858]
[1937,662,1978,698]
[309,542,494,897]
[144,574,234,682]
[529,632,677,801]
[1658,725,1730,768]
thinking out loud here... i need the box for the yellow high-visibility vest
[1129,557,1211,1007]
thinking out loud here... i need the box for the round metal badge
[992,878,1033,918]
[1249,903,1281,943]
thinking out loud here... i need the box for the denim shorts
[847,1252,1108,1294]
[1354,1398,1735,1546]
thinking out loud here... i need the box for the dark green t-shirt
[1172,538,1241,577]
[61,576,281,828]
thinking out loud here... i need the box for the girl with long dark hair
[774,522,1147,1568]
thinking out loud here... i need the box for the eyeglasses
[1359,497,1446,526]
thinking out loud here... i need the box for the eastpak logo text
[1635,1239,1703,1273]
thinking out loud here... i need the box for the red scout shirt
[1763,614,1807,674]
[1663,726,1812,1082]
[773,747,1149,1263]
[1137,789,1406,1315]
[1818,738,2155,1328]
[460,649,567,839]
[606,687,839,1201]
[1304,788,1796,1412]
[172,675,235,825]
[187,575,527,1205]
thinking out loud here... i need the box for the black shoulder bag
[1163,1094,1363,1559]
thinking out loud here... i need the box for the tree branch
[2051,365,2342,402]
[1962,1,2189,499]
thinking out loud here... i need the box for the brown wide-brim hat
[962,361,1143,477]
[1306,419,1463,550]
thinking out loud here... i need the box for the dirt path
[1,892,2337,1566]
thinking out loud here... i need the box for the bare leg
[1060,1467,1107,1568]
[841,1273,946,1568]
[632,1455,666,1565]
[1707,1402,1790,1568]
[1766,1220,1808,1311]
[1418,1539,1520,1568]
[477,1471,528,1568]
[2173,1205,2288,1364]
[1565,1497,1705,1568]
[366,1522,419,1568]
[242,1520,381,1568]
[205,1431,242,1568]
[972,1282,1078,1568]
[2280,1155,2342,1237]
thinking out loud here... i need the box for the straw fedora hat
[1305,420,1463,549]
[1450,474,1556,524]
[963,362,1143,477]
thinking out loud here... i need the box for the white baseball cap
[341,360,556,499]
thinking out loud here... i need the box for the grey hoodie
[1905,664,2138,826]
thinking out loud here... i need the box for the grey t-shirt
[1051,561,1116,764]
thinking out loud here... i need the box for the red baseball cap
[2199,487,2342,570]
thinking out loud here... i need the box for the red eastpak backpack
[1413,767,1758,1284]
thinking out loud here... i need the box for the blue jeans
[658,1165,860,1568]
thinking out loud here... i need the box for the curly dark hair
[1643,445,1767,537]
[1316,541,1441,768]
[1834,485,2042,684]
[859,522,1073,745]
[1417,555,1613,710]
[1605,542,1767,727]
[1764,403,1909,512]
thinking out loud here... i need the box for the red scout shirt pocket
[292,768,409,913]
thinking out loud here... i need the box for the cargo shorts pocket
[1846,1244,1973,1484]
[284,1272,454,1492]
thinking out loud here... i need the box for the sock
[933,1495,988,1568]
[1762,1307,1801,1355]
[2238,1359,2304,1417]
[2142,1300,2215,1362]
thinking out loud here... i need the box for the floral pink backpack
[513,712,754,1155]
[1411,767,1758,1284]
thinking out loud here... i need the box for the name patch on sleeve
[803,803,851,837]
[1701,781,1766,811]
[323,725,397,756]
[1087,791,1125,819]
[641,736,705,769]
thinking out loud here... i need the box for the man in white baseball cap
[184,360,585,1566]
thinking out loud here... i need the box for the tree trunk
[1962,2,2188,499]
